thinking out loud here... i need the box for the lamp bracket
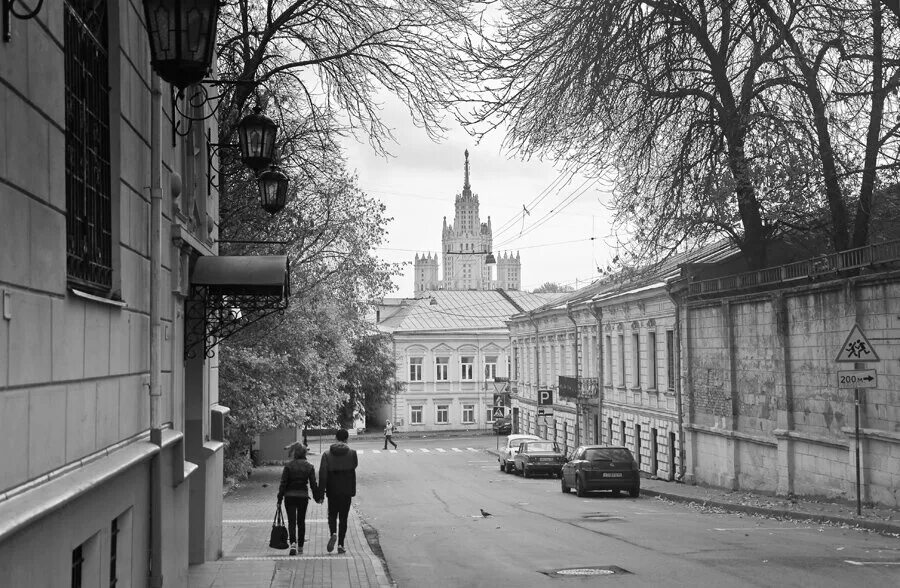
[3,0,44,43]
[184,284,288,359]
[206,129,240,193]
[171,78,259,144]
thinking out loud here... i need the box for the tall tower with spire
[413,150,521,294]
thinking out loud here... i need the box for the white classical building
[377,290,560,432]
[414,150,521,294]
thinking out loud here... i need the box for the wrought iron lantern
[257,165,289,214]
[143,0,221,90]
[238,105,279,172]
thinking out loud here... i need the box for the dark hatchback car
[561,446,640,497]
[513,440,567,478]
[492,416,512,435]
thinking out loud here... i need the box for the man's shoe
[289,542,297,556]
[327,533,337,552]
[298,545,303,555]
[337,545,346,554]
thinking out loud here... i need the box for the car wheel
[628,487,640,498]
[576,475,587,497]
[499,461,505,472]
[561,476,570,493]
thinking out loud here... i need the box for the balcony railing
[687,239,900,298]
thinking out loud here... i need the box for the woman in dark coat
[278,444,321,555]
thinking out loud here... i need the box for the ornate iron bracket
[3,0,43,42]
[171,78,258,145]
[184,284,289,359]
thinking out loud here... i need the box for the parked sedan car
[561,446,640,497]
[513,440,567,478]
[498,434,541,473]
[492,416,512,435]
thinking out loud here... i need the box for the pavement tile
[189,464,392,588]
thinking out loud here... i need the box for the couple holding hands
[278,428,358,555]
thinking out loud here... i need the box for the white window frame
[410,405,423,424]
[485,407,496,423]
[460,356,474,380]
[648,331,657,389]
[632,332,641,388]
[409,357,423,382]
[462,404,475,424]
[484,356,498,380]
[435,357,449,381]
[436,404,450,424]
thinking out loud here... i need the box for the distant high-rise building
[414,150,521,294]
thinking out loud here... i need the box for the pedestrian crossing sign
[492,406,505,419]
[835,324,880,363]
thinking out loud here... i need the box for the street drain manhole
[540,566,631,578]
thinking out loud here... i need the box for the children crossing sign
[492,406,506,419]
[835,324,880,363]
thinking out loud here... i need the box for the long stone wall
[685,271,900,506]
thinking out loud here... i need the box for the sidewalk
[639,476,900,536]
[188,465,392,588]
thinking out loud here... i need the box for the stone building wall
[685,272,900,506]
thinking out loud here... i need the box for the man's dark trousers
[328,494,352,545]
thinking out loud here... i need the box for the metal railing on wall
[687,239,900,298]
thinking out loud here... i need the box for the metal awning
[191,255,290,297]
[185,255,291,359]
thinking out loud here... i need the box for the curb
[640,488,900,536]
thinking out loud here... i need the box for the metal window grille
[65,0,111,292]
[71,544,84,588]
[109,518,119,587]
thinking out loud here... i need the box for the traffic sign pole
[855,386,861,516]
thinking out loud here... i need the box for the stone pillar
[772,293,794,496]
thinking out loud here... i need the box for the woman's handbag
[269,504,289,549]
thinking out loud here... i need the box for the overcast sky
[342,97,617,297]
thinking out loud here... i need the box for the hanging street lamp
[237,104,279,172]
[257,165,290,214]
[142,0,221,89]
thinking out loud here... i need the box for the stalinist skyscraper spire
[412,150,522,294]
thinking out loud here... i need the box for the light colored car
[513,440,567,478]
[498,434,541,473]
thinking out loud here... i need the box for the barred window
[65,0,111,292]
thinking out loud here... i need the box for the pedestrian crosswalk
[360,447,481,455]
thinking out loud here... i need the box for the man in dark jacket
[318,428,358,554]
[278,444,321,555]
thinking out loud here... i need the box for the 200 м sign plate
[837,369,877,389]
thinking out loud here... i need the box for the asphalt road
[349,435,900,588]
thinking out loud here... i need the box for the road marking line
[224,520,328,524]
[844,560,900,566]
[436,448,446,452]
[405,449,414,453]
[420,448,431,452]
[233,556,353,561]
[389,449,398,453]
[713,527,813,531]
[466,448,478,451]
[372,449,381,454]
[452,448,463,452]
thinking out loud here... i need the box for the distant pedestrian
[277,444,321,556]
[383,420,398,449]
[319,428,358,554]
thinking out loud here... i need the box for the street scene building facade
[0,3,259,585]
[509,242,900,507]
[414,150,521,294]
[377,290,559,432]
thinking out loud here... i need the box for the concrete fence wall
[685,272,900,506]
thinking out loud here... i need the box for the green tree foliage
[338,334,397,429]
[531,282,575,293]
[461,1,900,268]
[211,1,479,474]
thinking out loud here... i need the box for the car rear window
[524,442,558,452]
[585,448,633,461]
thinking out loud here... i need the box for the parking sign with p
[538,389,553,406]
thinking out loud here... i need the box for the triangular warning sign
[835,324,880,363]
